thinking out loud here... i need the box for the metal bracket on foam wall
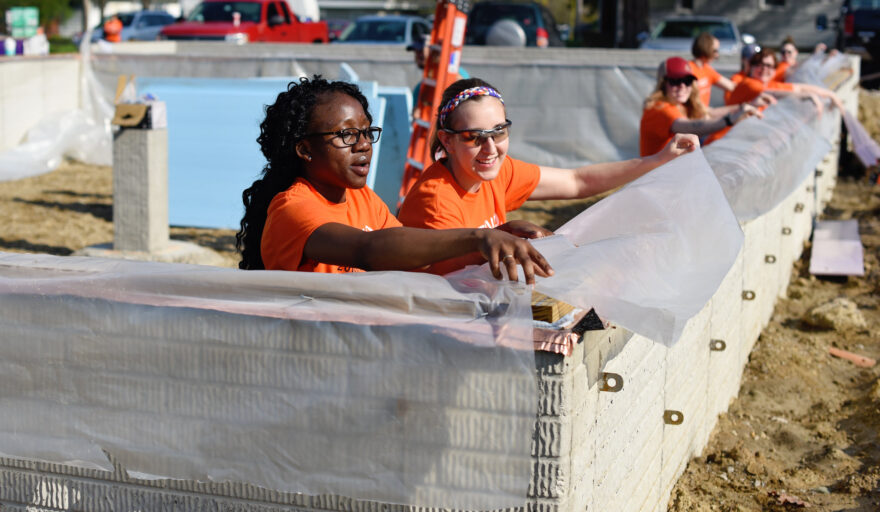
[599,372,623,392]
[664,410,684,425]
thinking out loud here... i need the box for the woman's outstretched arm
[305,223,554,284]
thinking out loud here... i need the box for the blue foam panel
[138,76,407,229]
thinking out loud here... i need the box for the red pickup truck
[160,0,328,43]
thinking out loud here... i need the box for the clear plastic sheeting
[0,38,112,182]
[705,96,836,221]
[0,253,537,509]
[454,150,743,346]
[843,110,880,168]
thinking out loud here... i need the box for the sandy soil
[1,91,880,511]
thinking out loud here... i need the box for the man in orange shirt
[103,15,123,43]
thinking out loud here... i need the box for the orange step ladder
[397,0,469,208]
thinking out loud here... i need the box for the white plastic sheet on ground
[0,35,112,182]
[0,253,536,509]
[843,110,880,168]
[453,149,744,346]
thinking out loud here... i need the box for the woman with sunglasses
[237,76,553,284]
[640,57,760,156]
[397,77,699,275]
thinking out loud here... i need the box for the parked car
[159,0,328,43]
[334,15,430,45]
[639,15,754,56]
[75,10,177,44]
[465,1,565,48]
[325,18,351,40]
[820,0,880,58]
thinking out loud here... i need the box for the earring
[305,155,312,161]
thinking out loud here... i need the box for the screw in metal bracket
[781,227,792,235]
[765,255,776,264]
[742,290,756,301]
[816,170,824,177]
[794,203,805,213]
[664,410,684,425]
[599,372,623,392]
[710,339,726,351]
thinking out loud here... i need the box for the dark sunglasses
[667,76,695,87]
[441,120,512,147]
[304,126,382,146]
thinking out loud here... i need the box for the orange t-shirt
[397,156,541,231]
[706,78,796,144]
[727,77,794,106]
[397,156,540,275]
[689,60,722,107]
[261,178,401,273]
[773,61,790,82]
[639,101,685,157]
[724,71,746,103]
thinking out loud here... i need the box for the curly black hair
[430,77,503,161]
[236,75,371,270]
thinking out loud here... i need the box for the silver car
[639,15,754,56]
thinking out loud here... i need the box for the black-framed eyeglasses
[667,76,695,87]
[441,119,512,147]
[304,127,382,146]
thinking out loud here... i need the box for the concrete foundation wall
[0,56,80,152]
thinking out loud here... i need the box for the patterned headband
[438,86,505,126]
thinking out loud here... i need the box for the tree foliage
[1,0,74,28]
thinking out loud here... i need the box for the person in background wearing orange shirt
[773,36,837,83]
[689,32,735,107]
[397,77,699,275]
[728,49,844,113]
[725,43,762,103]
[236,76,553,284]
[103,15,123,43]
[639,57,759,156]
[705,48,844,145]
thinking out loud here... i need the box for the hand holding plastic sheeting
[452,149,743,346]
[842,110,880,169]
[704,95,835,221]
[0,253,536,509]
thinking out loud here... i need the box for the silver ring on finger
[502,254,514,261]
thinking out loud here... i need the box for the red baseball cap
[664,57,696,80]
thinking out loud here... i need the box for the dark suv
[465,1,565,48]
[824,0,880,58]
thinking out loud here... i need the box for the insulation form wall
[0,50,858,512]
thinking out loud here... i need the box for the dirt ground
[1,91,880,511]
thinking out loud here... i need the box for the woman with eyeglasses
[640,57,759,157]
[236,76,553,284]
[397,77,699,275]
[726,48,844,114]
